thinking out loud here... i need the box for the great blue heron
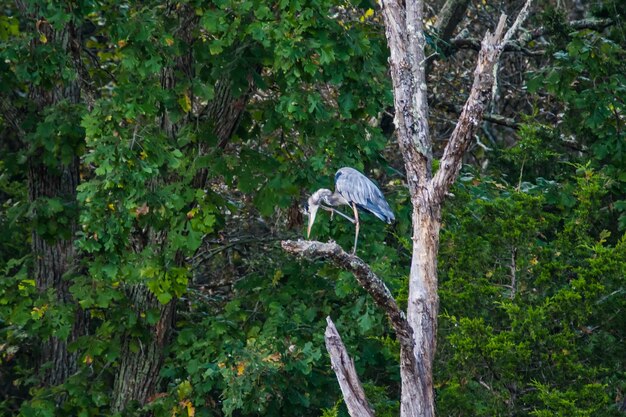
[307,167,395,254]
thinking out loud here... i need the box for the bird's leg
[320,204,335,220]
[319,205,356,224]
[351,202,360,255]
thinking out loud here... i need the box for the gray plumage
[306,167,394,254]
[334,167,395,224]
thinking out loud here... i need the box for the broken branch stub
[325,317,376,417]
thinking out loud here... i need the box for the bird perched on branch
[306,167,395,254]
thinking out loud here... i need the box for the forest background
[0,0,624,416]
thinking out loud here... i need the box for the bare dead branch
[524,17,614,42]
[450,37,544,56]
[437,101,519,129]
[503,0,533,44]
[434,0,471,42]
[449,12,610,58]
[325,317,376,417]
[430,0,533,204]
[430,15,510,202]
[281,239,415,347]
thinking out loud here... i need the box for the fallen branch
[325,317,375,417]
[281,239,414,348]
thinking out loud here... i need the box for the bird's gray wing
[335,167,395,223]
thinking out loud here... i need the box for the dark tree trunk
[110,70,183,413]
[29,159,84,386]
[18,7,88,388]
[111,286,176,411]
[110,8,255,410]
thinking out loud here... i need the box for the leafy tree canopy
[0,0,624,416]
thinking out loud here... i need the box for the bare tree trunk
[284,2,534,417]
[403,205,441,417]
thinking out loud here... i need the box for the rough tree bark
[13,2,88,389]
[110,7,256,411]
[29,158,84,387]
[325,317,375,417]
[110,284,177,411]
[110,36,190,416]
[283,1,533,416]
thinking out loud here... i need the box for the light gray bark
[283,2,534,417]
[325,317,376,417]
[386,4,533,416]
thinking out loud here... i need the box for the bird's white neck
[309,188,348,207]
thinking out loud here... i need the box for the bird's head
[306,188,332,238]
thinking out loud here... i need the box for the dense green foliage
[1,1,625,417]
[438,168,625,416]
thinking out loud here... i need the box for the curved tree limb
[325,317,376,417]
[281,240,414,349]
[282,239,424,417]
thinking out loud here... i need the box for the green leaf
[157,291,173,304]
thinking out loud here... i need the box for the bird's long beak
[307,204,319,239]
